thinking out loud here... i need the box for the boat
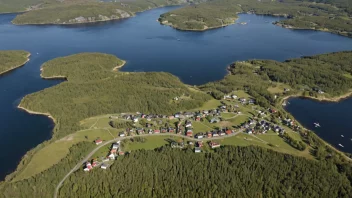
[341,135,344,138]
[338,144,344,148]
[313,122,320,127]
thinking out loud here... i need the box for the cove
[0,6,352,180]
[285,97,352,154]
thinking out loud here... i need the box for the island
[158,0,352,37]
[1,52,352,197]
[0,50,30,75]
[10,0,199,25]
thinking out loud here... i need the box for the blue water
[0,6,352,179]
[285,97,352,153]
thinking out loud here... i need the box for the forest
[19,53,211,139]
[159,0,352,36]
[56,146,352,197]
[0,50,30,75]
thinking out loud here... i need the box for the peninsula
[1,52,352,197]
[0,50,30,75]
[10,0,201,25]
[158,0,352,37]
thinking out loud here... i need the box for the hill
[158,0,352,37]
[11,0,200,25]
[0,50,30,75]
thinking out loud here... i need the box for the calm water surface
[285,97,352,153]
[1,6,352,179]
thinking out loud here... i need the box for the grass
[123,136,172,151]
[189,99,221,111]
[227,115,249,126]
[13,128,118,181]
[192,121,213,133]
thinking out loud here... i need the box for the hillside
[11,0,199,25]
[158,0,352,37]
[0,50,30,75]
[18,53,210,139]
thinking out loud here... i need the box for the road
[53,131,241,198]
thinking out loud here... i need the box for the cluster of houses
[84,140,124,172]
[241,119,285,135]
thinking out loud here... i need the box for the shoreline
[112,60,126,71]
[282,91,352,104]
[0,53,31,76]
[17,103,56,123]
[159,18,237,32]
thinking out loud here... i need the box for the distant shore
[159,18,237,32]
[0,53,31,76]
[282,91,352,104]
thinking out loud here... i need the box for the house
[168,128,175,133]
[185,121,192,128]
[112,143,119,149]
[223,95,231,100]
[119,132,125,137]
[196,134,203,139]
[269,109,277,113]
[169,115,175,120]
[84,168,90,172]
[110,149,117,154]
[174,114,180,118]
[161,128,167,133]
[194,147,201,153]
[239,98,247,103]
[137,128,144,134]
[186,131,193,137]
[95,139,103,145]
[119,151,125,155]
[226,130,232,135]
[209,142,221,149]
[92,160,98,167]
[195,116,201,121]
[203,110,209,114]
[248,99,255,104]
[197,141,203,147]
[101,163,108,170]
[246,128,253,134]
[154,129,160,134]
[133,118,139,123]
[108,153,115,160]
[210,117,220,123]
[212,132,219,137]
[86,162,93,170]
[232,95,238,99]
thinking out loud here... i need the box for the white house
[194,147,201,153]
[101,164,108,170]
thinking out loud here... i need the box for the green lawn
[123,136,173,151]
[190,99,221,111]
[192,121,213,133]
[227,115,249,126]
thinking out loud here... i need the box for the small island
[0,50,30,75]
[158,0,352,37]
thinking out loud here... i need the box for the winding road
[53,131,241,198]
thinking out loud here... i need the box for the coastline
[159,18,237,32]
[280,92,352,161]
[112,60,126,71]
[0,53,31,76]
[281,91,352,104]
[17,103,56,123]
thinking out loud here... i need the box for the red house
[154,129,160,134]
[95,139,103,145]
[226,130,232,135]
[186,131,193,137]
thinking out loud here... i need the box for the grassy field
[189,99,222,111]
[0,50,30,75]
[13,128,119,181]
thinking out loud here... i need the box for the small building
[186,130,193,137]
[207,132,212,138]
[210,117,220,123]
[196,134,203,139]
[226,130,232,135]
[119,151,125,156]
[108,153,115,160]
[209,142,221,149]
[101,163,108,170]
[119,132,125,137]
[169,115,175,119]
[84,168,90,172]
[154,129,160,134]
[194,147,201,153]
[133,118,139,123]
[168,128,175,133]
[110,149,117,154]
[86,162,93,171]
[232,95,238,99]
[95,139,103,145]
[112,143,119,149]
